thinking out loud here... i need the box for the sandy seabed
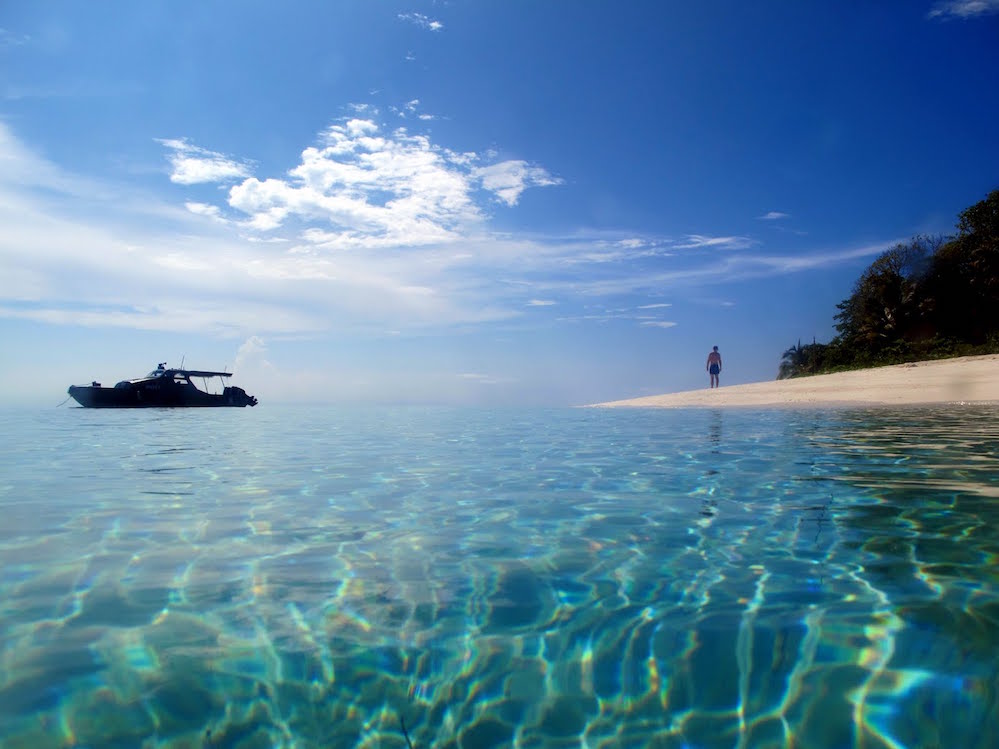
[591,354,999,408]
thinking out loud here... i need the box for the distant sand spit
[591,354,999,408]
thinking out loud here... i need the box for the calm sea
[1,405,998,748]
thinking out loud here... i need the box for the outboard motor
[224,386,258,407]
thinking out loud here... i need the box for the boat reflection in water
[68,362,258,408]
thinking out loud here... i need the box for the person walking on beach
[706,346,722,388]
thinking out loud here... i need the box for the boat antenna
[180,354,186,369]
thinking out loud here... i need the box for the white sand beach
[591,354,999,408]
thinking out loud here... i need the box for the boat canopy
[173,369,232,378]
[146,366,233,379]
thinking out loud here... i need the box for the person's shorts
[709,364,720,375]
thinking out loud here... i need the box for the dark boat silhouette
[68,363,258,408]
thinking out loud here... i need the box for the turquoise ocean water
[1,405,998,748]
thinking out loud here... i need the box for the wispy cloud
[0,122,87,193]
[530,240,898,300]
[674,234,757,250]
[0,28,30,48]
[928,0,999,18]
[4,80,147,101]
[617,238,646,248]
[347,102,377,115]
[0,119,897,339]
[640,320,678,329]
[391,99,438,121]
[458,372,509,385]
[473,160,563,207]
[398,12,444,31]
[159,138,252,185]
[757,211,789,220]
[553,305,678,328]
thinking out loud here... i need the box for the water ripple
[1,405,998,747]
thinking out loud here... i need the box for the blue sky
[2,1,998,406]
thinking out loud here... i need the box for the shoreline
[589,354,999,408]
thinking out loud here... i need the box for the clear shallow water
[1,405,999,749]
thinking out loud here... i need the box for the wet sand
[591,354,999,408]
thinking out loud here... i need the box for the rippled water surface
[2,405,999,748]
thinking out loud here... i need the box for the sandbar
[591,354,999,408]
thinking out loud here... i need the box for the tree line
[778,187,999,379]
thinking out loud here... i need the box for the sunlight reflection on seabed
[1,406,998,747]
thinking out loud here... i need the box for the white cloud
[928,0,999,18]
[165,118,561,248]
[158,138,252,185]
[474,160,563,206]
[235,335,270,370]
[4,81,147,101]
[757,211,789,220]
[640,321,678,329]
[530,240,898,300]
[638,303,672,309]
[0,121,109,197]
[185,201,223,220]
[0,120,899,342]
[458,372,507,385]
[398,12,444,31]
[746,242,897,273]
[0,299,321,336]
[675,234,756,250]
[392,99,438,121]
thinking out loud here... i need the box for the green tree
[777,338,832,379]
[833,238,934,355]
[923,189,999,343]
[777,340,806,379]
[778,188,999,377]
[957,188,999,245]
[956,189,999,339]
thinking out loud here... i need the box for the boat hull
[68,383,257,408]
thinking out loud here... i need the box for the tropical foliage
[778,188,999,379]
